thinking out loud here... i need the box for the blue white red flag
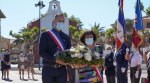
[116,0,126,50]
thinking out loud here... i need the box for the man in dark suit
[104,45,115,83]
[114,43,129,83]
[39,14,71,83]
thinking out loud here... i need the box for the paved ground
[0,64,148,83]
[0,64,42,83]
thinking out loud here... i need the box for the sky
[0,0,149,39]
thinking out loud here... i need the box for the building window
[147,22,150,28]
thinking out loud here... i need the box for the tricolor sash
[47,29,65,51]
[93,67,103,82]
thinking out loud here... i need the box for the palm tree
[10,27,46,51]
[9,30,24,49]
[125,19,133,33]
[146,6,150,16]
[91,22,105,38]
[69,15,83,29]
[105,28,115,44]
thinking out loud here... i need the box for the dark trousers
[42,66,67,83]
[67,67,75,83]
[1,61,4,78]
[148,69,150,83]
[116,67,128,83]
[130,67,141,83]
[106,75,116,83]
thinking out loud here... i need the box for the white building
[28,0,70,35]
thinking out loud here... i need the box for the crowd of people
[39,14,149,83]
[0,49,35,81]
[0,13,150,83]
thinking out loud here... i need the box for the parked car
[11,58,18,64]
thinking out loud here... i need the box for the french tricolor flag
[116,0,126,50]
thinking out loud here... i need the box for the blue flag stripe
[135,0,144,30]
[118,9,126,34]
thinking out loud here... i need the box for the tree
[105,28,115,38]
[69,15,83,29]
[105,28,115,45]
[9,31,24,47]
[125,19,133,33]
[63,12,68,17]
[146,6,150,16]
[69,25,85,43]
[91,22,105,39]
[10,27,46,51]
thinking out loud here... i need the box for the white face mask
[105,50,112,54]
[85,38,94,45]
[56,22,64,31]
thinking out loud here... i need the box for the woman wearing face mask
[129,46,142,83]
[79,30,102,83]
[18,51,26,80]
[104,45,115,83]
[26,49,34,80]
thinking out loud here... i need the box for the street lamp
[35,0,45,70]
[0,9,6,51]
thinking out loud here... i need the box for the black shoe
[3,77,6,80]
[7,77,9,80]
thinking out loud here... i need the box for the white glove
[135,71,139,78]
[113,61,117,66]
[126,48,129,54]
[126,48,129,52]
[121,67,126,73]
[143,48,147,54]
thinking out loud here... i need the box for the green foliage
[105,28,115,38]
[69,25,85,41]
[69,15,83,29]
[9,27,46,50]
[63,12,68,17]
[91,22,105,39]
[146,6,150,16]
[125,19,133,32]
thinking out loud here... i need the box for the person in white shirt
[129,46,142,83]
[143,46,150,82]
